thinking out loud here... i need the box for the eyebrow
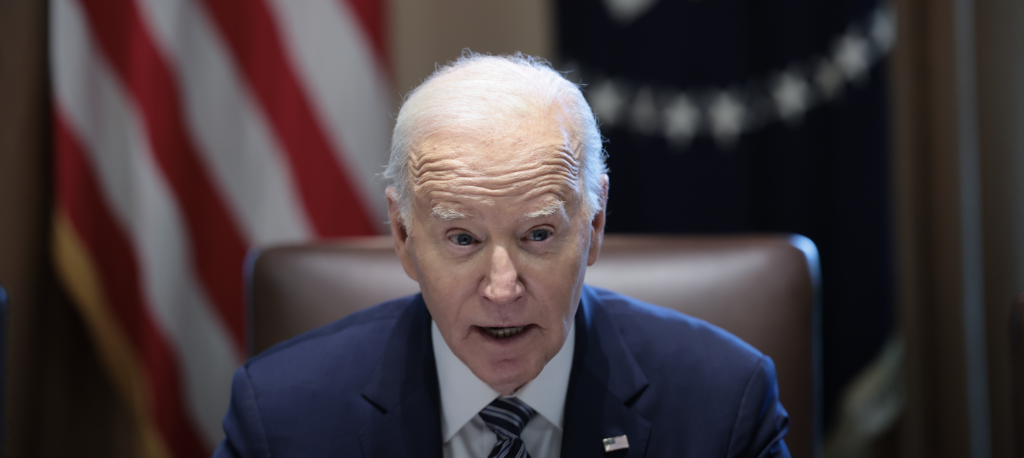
[430,200,566,222]
[431,206,469,221]
[522,200,565,220]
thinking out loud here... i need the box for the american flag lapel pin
[603,435,629,452]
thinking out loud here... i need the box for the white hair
[383,51,607,228]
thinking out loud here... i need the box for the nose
[480,245,525,304]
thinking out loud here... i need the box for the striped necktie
[480,397,536,458]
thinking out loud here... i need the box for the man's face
[388,108,606,395]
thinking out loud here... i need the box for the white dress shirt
[432,320,575,458]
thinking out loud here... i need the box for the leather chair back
[248,234,821,458]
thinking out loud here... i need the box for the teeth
[485,326,526,339]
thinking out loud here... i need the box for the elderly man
[214,53,790,458]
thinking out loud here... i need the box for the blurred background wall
[0,0,1021,457]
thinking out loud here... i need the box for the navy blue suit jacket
[213,285,791,457]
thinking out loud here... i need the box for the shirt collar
[431,320,576,442]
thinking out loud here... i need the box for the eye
[527,229,551,242]
[450,233,476,246]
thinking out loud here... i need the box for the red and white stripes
[50,0,390,454]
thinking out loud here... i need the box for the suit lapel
[561,286,652,458]
[359,295,443,458]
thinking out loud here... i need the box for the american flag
[50,0,391,455]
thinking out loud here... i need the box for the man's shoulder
[219,295,423,455]
[241,294,419,388]
[584,286,790,457]
[588,285,765,374]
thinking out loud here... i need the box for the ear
[586,174,609,266]
[386,187,419,282]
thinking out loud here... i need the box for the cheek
[410,242,481,318]
[417,248,478,286]
[521,245,587,312]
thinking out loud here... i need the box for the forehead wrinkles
[410,143,582,202]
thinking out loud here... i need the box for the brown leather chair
[247,234,821,458]
[1012,293,1024,458]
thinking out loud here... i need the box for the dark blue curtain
[557,0,894,429]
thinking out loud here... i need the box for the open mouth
[484,326,527,339]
